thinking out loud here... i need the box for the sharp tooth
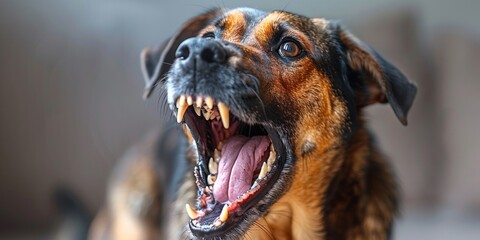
[208,157,217,174]
[218,141,224,150]
[194,107,201,116]
[185,204,199,219]
[205,96,214,109]
[176,98,180,108]
[196,97,203,108]
[207,174,216,185]
[177,103,188,123]
[220,205,229,222]
[258,162,267,180]
[210,113,216,120]
[187,96,193,105]
[251,180,260,189]
[203,110,211,120]
[178,95,186,106]
[213,220,222,227]
[267,150,276,167]
[214,148,221,162]
[217,102,230,129]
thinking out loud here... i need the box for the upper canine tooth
[177,103,188,123]
[220,205,229,222]
[208,157,218,174]
[217,102,230,129]
[258,162,267,180]
[185,204,199,219]
[178,95,186,106]
[196,97,203,108]
[187,96,193,105]
[205,96,214,109]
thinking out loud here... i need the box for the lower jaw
[188,128,288,238]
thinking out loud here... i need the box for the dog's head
[141,8,416,239]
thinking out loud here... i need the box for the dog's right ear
[140,8,223,99]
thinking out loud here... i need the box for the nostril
[200,48,215,63]
[176,45,190,60]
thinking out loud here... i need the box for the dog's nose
[175,38,227,66]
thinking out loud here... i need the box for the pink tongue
[213,135,270,203]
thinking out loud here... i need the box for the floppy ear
[333,23,417,125]
[140,8,223,99]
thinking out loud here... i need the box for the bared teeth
[194,106,201,116]
[207,174,216,185]
[186,96,193,105]
[220,205,229,222]
[205,96,214,109]
[258,162,268,180]
[267,149,276,171]
[196,96,203,108]
[176,96,231,129]
[208,157,218,174]
[177,102,188,123]
[217,102,230,129]
[203,110,211,120]
[185,204,199,219]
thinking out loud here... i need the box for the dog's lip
[173,94,288,237]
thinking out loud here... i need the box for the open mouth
[174,94,285,237]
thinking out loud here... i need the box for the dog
[89,7,416,240]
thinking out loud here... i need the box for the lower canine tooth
[207,175,216,185]
[185,204,199,219]
[208,157,218,174]
[258,162,268,180]
[267,150,276,169]
[220,205,229,222]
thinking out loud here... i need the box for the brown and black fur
[89,7,416,240]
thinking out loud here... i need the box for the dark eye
[203,32,215,39]
[278,40,302,58]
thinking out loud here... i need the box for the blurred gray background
[1,0,479,239]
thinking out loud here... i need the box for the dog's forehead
[208,8,327,43]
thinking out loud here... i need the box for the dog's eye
[278,40,302,58]
[202,32,216,39]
